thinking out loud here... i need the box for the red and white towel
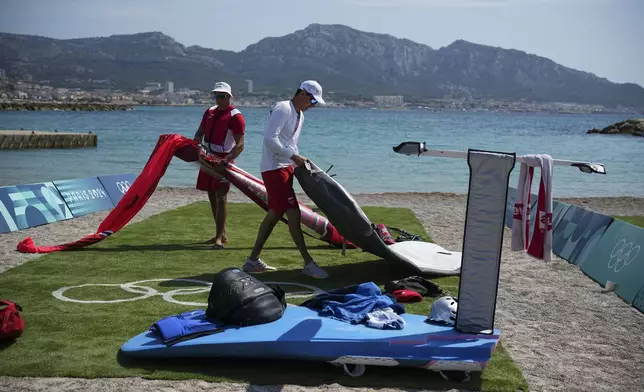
[511,154,553,262]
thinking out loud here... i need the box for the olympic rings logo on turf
[607,239,640,273]
[116,181,132,194]
[52,278,325,307]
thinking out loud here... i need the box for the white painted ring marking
[52,279,325,305]
[52,283,157,304]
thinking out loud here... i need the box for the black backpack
[206,267,287,327]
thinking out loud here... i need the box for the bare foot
[212,235,227,249]
[206,234,229,245]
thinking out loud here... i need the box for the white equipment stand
[393,141,607,175]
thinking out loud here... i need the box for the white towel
[526,155,553,262]
[511,154,554,262]
[511,161,534,251]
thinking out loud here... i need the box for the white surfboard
[388,241,461,275]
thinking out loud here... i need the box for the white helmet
[429,296,458,325]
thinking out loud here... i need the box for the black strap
[163,327,226,347]
[387,226,425,242]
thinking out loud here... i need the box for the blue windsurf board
[121,306,500,375]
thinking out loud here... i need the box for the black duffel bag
[206,267,287,327]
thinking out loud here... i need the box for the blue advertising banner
[97,173,137,206]
[53,177,115,217]
[576,219,644,304]
[551,201,572,229]
[551,205,613,265]
[633,286,644,313]
[0,182,73,234]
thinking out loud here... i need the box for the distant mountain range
[2,24,643,109]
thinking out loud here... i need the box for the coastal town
[0,72,639,115]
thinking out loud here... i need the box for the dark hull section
[293,161,408,263]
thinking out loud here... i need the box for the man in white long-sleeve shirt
[242,80,329,279]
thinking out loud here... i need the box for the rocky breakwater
[587,118,644,137]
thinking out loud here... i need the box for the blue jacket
[306,282,405,324]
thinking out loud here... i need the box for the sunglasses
[213,93,229,100]
[306,92,317,105]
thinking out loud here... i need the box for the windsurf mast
[392,141,606,175]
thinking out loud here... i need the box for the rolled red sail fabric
[17,134,351,253]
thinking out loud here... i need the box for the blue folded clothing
[308,282,405,325]
[320,293,395,324]
[300,283,364,308]
[149,310,225,344]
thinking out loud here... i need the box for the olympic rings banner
[504,187,644,314]
[575,219,644,305]
[97,173,137,206]
[0,173,135,234]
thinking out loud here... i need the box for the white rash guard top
[260,100,303,173]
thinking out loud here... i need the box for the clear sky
[2,0,643,87]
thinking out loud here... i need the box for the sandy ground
[2,188,644,392]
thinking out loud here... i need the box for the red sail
[17,134,194,253]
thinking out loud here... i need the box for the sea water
[0,106,642,197]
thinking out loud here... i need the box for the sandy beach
[1,188,644,392]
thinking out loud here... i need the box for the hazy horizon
[2,0,643,87]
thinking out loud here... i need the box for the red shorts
[196,152,232,193]
[262,166,298,214]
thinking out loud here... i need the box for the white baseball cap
[299,80,325,105]
[211,81,233,97]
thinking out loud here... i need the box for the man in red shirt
[193,82,245,249]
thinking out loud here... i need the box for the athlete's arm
[224,134,243,162]
[193,109,208,142]
[193,124,204,143]
[225,114,245,163]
